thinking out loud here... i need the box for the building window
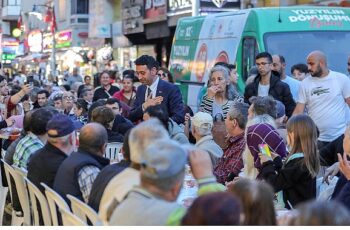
[4,0,20,6]
[71,0,89,14]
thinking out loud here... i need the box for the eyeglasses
[158,73,167,78]
[63,96,74,100]
[256,62,271,67]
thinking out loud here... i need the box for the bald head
[79,122,108,156]
[306,50,329,78]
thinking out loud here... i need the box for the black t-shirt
[92,85,119,101]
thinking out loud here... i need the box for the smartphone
[259,144,271,157]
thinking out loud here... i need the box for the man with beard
[129,55,185,124]
[293,50,350,166]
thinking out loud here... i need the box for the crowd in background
[0,51,350,226]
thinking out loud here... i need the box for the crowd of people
[0,51,350,225]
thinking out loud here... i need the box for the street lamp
[29,4,56,81]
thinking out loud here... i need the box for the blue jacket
[128,79,185,124]
[53,149,109,204]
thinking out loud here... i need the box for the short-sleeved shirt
[298,71,350,141]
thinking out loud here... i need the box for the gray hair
[249,96,277,119]
[227,101,249,129]
[209,65,240,100]
[48,132,73,146]
[246,114,277,130]
[209,65,230,83]
[129,118,170,163]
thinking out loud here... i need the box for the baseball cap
[275,100,286,119]
[141,139,187,179]
[191,112,213,129]
[46,114,79,138]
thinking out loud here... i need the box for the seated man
[109,140,225,225]
[53,123,110,204]
[93,119,169,221]
[13,108,57,169]
[27,114,78,192]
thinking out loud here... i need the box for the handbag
[212,113,228,149]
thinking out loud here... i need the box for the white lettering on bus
[291,9,345,15]
[173,45,190,57]
[289,14,350,23]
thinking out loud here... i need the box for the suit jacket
[129,79,185,124]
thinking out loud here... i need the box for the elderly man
[13,108,57,169]
[192,112,223,167]
[27,114,78,192]
[214,102,249,184]
[91,118,170,220]
[293,50,350,166]
[53,123,110,204]
[109,139,224,225]
[62,91,75,116]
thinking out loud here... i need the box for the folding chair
[104,142,123,162]
[2,160,30,226]
[0,161,8,225]
[12,166,31,226]
[25,178,52,226]
[60,208,86,226]
[41,182,70,226]
[67,194,104,225]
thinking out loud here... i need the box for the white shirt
[298,71,350,141]
[145,77,160,99]
[258,83,270,96]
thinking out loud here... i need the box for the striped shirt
[200,94,243,119]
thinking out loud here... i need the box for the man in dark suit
[129,55,185,124]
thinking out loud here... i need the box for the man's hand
[323,162,339,184]
[142,96,163,110]
[338,152,350,180]
[188,148,213,180]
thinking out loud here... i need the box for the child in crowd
[259,114,320,209]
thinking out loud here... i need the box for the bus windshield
[264,31,350,75]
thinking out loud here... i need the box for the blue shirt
[282,76,300,102]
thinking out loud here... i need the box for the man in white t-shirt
[293,50,350,166]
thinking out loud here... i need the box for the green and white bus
[169,6,350,110]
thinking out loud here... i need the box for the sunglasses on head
[158,73,167,78]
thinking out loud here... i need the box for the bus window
[264,31,350,75]
[242,37,259,82]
